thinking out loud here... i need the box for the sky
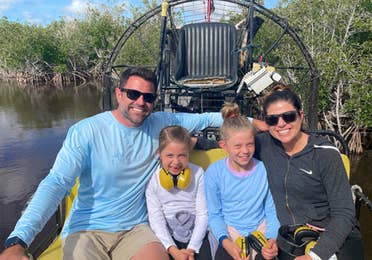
[1,0,279,25]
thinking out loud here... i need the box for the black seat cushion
[174,22,238,89]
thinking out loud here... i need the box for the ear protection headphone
[277,224,321,259]
[304,240,317,254]
[236,230,268,258]
[236,236,250,258]
[294,225,319,254]
[159,167,191,190]
[248,230,268,253]
[294,225,319,245]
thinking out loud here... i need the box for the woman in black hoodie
[254,86,363,260]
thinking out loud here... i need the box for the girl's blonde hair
[220,102,254,140]
[158,125,193,152]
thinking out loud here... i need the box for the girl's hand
[261,238,278,260]
[222,238,244,260]
[180,248,195,260]
[168,246,189,260]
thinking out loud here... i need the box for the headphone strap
[171,174,178,186]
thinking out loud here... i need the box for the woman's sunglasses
[264,111,299,126]
[120,88,157,103]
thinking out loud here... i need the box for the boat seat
[174,22,238,90]
[341,154,350,179]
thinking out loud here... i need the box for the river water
[0,81,371,257]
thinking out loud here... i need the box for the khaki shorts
[62,224,161,260]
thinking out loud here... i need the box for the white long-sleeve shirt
[146,163,208,253]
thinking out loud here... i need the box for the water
[0,82,371,257]
[0,81,101,254]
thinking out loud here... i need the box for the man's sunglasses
[120,88,157,103]
[264,111,299,126]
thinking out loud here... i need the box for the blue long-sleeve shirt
[9,111,223,246]
[204,158,279,241]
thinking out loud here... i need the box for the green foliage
[0,17,30,69]
[275,0,371,131]
[115,16,161,68]
[0,3,127,74]
[113,0,165,69]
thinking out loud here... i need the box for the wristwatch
[4,236,27,249]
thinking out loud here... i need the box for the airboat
[101,0,320,129]
[26,0,370,259]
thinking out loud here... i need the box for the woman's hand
[261,238,278,259]
[294,254,312,260]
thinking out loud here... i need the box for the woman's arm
[311,147,356,259]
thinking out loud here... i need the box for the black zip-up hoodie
[255,132,360,259]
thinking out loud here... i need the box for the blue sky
[1,0,279,25]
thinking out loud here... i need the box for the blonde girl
[204,103,279,260]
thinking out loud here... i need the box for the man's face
[115,75,156,127]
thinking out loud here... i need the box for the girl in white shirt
[146,125,211,260]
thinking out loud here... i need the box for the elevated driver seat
[174,22,238,90]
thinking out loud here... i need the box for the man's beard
[119,105,150,126]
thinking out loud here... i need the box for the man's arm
[0,244,29,260]
[192,117,267,150]
[193,136,219,150]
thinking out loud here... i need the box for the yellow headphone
[235,236,250,258]
[236,230,268,258]
[294,225,319,244]
[159,167,191,190]
[294,225,319,254]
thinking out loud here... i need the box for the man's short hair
[120,67,158,93]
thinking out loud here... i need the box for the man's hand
[0,245,29,260]
[252,118,268,132]
[261,238,278,260]
[192,136,219,150]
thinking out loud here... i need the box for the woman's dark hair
[119,67,158,93]
[263,84,302,115]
